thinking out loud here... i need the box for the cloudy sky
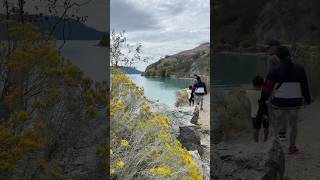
[111,0,210,71]
[0,0,107,32]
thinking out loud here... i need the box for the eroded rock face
[191,106,200,125]
[213,140,285,180]
[150,102,211,179]
[150,102,196,137]
[178,126,203,156]
[150,102,204,155]
[189,150,210,180]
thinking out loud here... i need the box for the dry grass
[217,85,251,141]
[175,89,189,107]
[110,69,203,180]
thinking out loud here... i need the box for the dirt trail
[222,100,320,180]
[198,93,210,130]
[283,100,320,180]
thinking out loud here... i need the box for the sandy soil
[283,100,320,180]
[221,99,320,180]
[198,94,210,130]
[227,100,320,180]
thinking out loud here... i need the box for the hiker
[267,40,281,71]
[257,46,311,155]
[187,85,194,106]
[266,40,287,140]
[192,76,207,111]
[246,76,269,142]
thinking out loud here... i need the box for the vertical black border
[106,0,110,179]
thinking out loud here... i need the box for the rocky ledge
[212,140,285,180]
[149,102,210,179]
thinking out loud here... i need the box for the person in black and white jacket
[257,46,311,155]
[192,76,207,111]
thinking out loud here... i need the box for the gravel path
[283,100,320,180]
[198,94,210,130]
[219,99,320,180]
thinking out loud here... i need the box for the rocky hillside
[0,14,105,40]
[213,0,320,47]
[119,66,142,74]
[144,43,210,78]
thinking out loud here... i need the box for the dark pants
[252,117,269,130]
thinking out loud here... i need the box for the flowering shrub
[110,69,202,180]
[0,21,108,178]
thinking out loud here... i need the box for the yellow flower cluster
[140,103,151,115]
[120,139,130,147]
[110,69,203,179]
[156,116,170,129]
[17,111,29,122]
[150,166,171,177]
[110,100,125,118]
[116,161,125,168]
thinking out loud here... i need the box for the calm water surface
[58,41,193,107]
[58,41,271,105]
[213,52,269,88]
[58,40,107,81]
[129,75,194,107]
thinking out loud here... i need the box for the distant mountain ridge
[0,14,105,40]
[213,0,320,47]
[144,43,210,78]
[119,66,142,74]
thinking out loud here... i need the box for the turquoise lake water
[58,41,270,105]
[128,74,194,107]
[58,40,194,107]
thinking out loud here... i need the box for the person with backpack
[257,46,311,155]
[192,76,207,111]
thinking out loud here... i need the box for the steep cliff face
[144,43,210,78]
[213,0,320,47]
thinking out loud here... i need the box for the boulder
[150,102,196,137]
[189,150,210,180]
[191,106,200,124]
[214,140,285,180]
[177,126,203,156]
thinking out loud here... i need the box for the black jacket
[260,61,311,109]
[193,81,207,96]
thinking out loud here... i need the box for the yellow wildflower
[18,111,29,121]
[185,154,193,164]
[120,140,129,147]
[110,168,115,174]
[157,166,171,177]
[150,167,156,176]
[116,161,125,168]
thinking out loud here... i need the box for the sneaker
[278,135,287,141]
[288,146,300,155]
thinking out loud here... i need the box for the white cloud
[111,0,210,71]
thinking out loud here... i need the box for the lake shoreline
[140,74,196,80]
[128,74,194,107]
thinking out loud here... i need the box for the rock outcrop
[150,102,210,179]
[213,140,285,180]
[177,126,203,156]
